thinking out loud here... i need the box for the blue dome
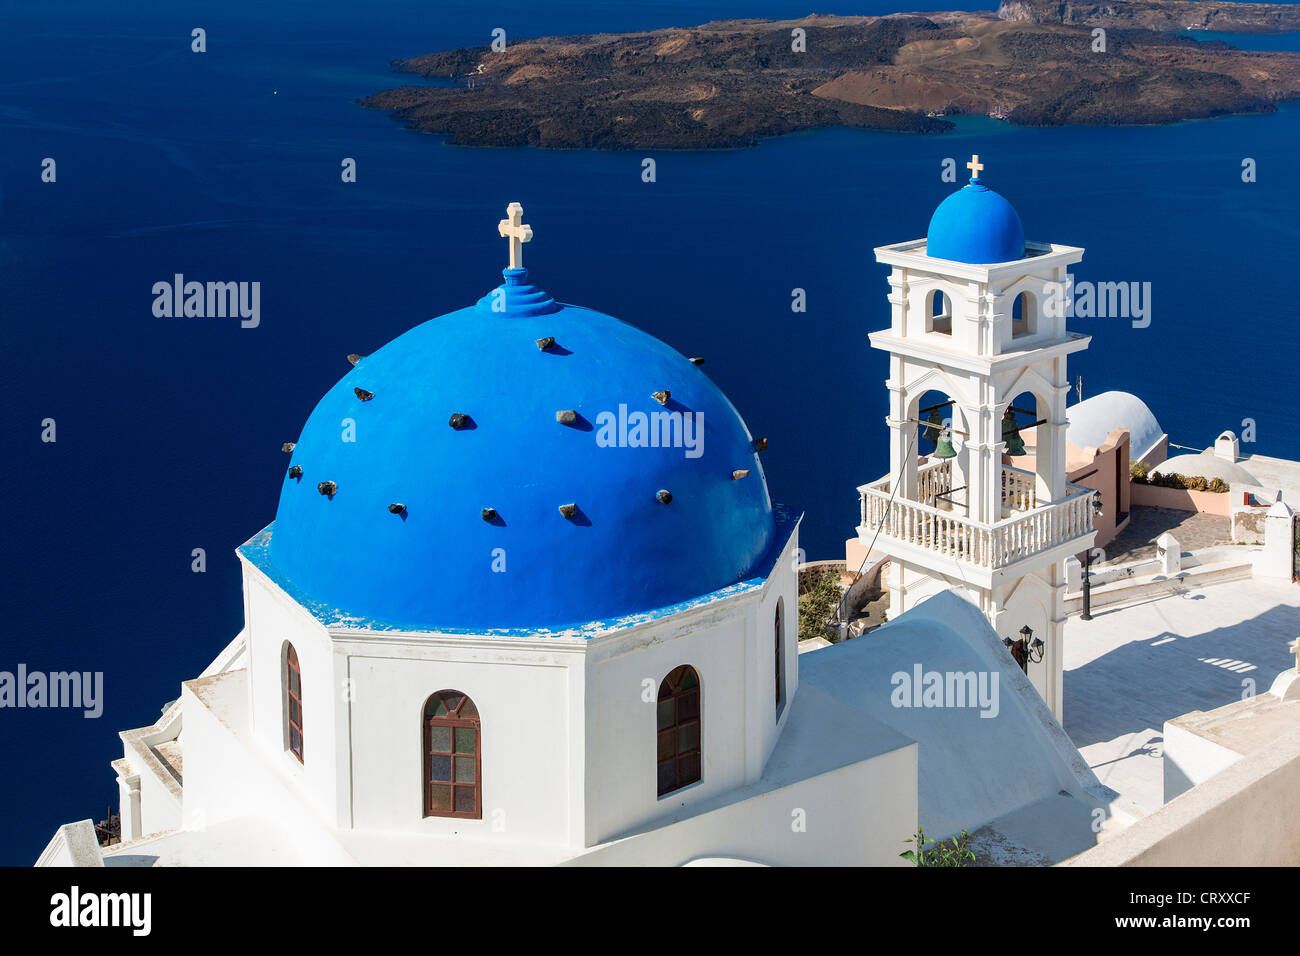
[268,267,776,631]
[926,178,1026,265]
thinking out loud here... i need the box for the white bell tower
[856,159,1096,720]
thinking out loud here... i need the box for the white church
[42,172,1129,867]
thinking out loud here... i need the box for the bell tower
[856,159,1096,720]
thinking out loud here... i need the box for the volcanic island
[361,2,1300,148]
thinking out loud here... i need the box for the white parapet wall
[115,701,183,843]
[1064,723,1300,866]
[1162,720,1250,803]
[111,629,248,844]
[1164,673,1300,803]
[566,738,916,867]
[35,820,103,867]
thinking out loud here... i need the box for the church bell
[1002,408,1026,457]
[922,408,942,445]
[932,428,958,460]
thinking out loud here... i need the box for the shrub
[1145,470,1230,493]
[1130,461,1149,483]
[798,570,841,642]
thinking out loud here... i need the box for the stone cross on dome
[967,154,984,181]
[498,202,533,270]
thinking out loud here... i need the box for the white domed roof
[1152,453,1257,487]
[1066,391,1165,461]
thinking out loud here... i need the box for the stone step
[1065,560,1254,616]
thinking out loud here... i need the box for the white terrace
[857,457,1095,588]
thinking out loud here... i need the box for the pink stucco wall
[1130,482,1232,516]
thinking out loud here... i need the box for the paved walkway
[1063,577,1300,819]
[1104,506,1232,564]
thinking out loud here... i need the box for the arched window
[285,644,303,763]
[774,598,786,719]
[657,665,701,796]
[424,690,481,819]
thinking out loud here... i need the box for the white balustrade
[1000,465,1037,511]
[858,478,1093,570]
[917,458,952,506]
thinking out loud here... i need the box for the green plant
[1143,469,1229,493]
[1130,461,1149,483]
[1149,470,1185,489]
[901,826,976,867]
[798,571,841,642]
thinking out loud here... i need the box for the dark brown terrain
[1000,0,1300,33]
[360,9,1300,148]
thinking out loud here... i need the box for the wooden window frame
[286,644,304,764]
[657,665,702,797]
[775,598,785,719]
[423,691,482,820]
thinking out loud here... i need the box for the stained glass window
[286,644,304,763]
[424,690,481,819]
[657,665,701,796]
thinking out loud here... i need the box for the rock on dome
[268,255,776,632]
[927,178,1026,265]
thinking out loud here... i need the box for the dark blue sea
[2,0,1299,863]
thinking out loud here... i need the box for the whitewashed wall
[243,565,344,825]
[584,528,798,845]
[344,643,582,846]
[234,527,800,853]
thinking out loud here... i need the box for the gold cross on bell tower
[498,202,533,270]
[967,154,984,179]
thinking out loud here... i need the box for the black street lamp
[1081,490,1103,622]
[1003,624,1043,674]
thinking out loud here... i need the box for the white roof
[799,591,1104,849]
[1152,452,1257,487]
[1066,391,1165,461]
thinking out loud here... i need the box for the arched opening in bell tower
[926,288,953,335]
[1011,291,1038,340]
[1000,389,1054,514]
[909,387,973,516]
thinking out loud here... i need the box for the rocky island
[1002,0,1300,34]
[360,7,1300,148]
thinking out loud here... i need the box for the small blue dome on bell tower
[926,156,1026,265]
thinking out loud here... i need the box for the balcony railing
[1001,464,1037,512]
[858,464,1094,570]
[903,458,1037,512]
[917,457,952,507]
